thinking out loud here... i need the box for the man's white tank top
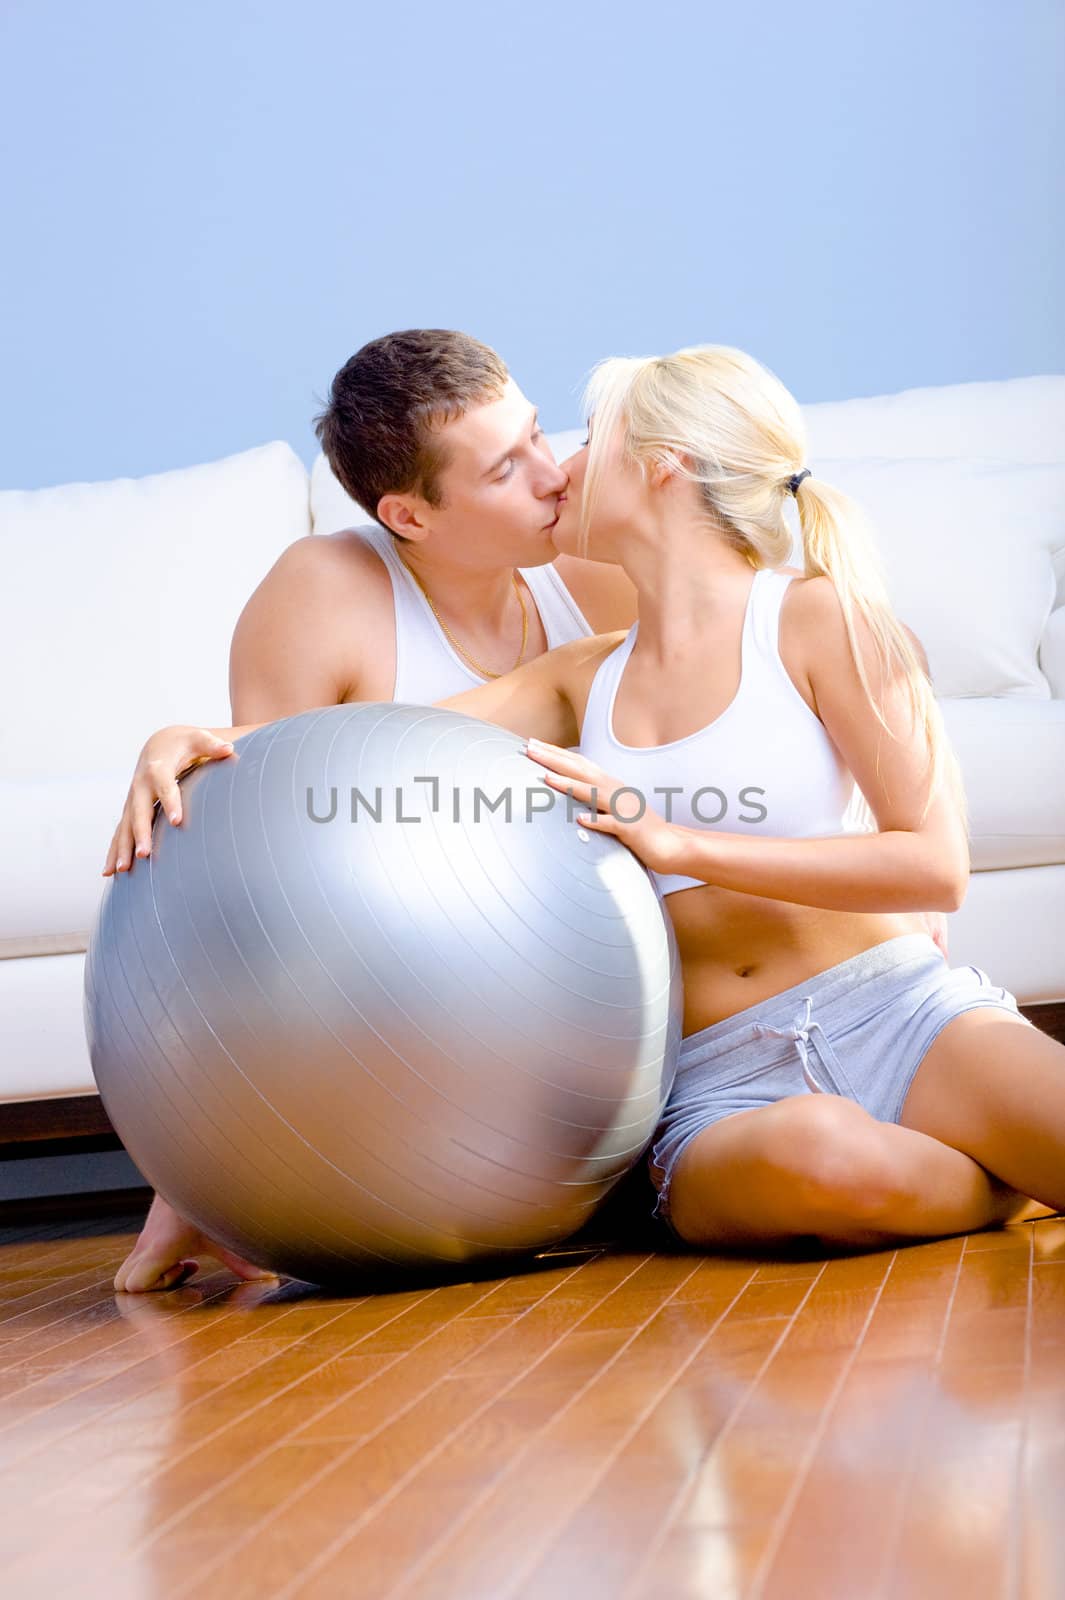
[578,567,857,897]
[353,524,594,700]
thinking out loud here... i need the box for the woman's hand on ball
[525,738,687,877]
[102,725,236,876]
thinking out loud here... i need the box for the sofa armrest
[1041,605,1065,698]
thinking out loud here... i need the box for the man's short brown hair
[313,329,509,532]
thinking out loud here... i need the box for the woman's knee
[665,1095,907,1246]
[766,1096,912,1234]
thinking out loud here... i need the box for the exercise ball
[85,703,682,1285]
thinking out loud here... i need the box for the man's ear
[376,493,429,542]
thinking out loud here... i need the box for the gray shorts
[649,932,1032,1236]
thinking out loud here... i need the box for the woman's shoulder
[775,568,931,681]
[767,569,835,712]
[776,567,845,633]
[776,564,831,595]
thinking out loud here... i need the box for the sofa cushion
[537,379,1065,474]
[0,772,129,948]
[802,374,1065,467]
[789,457,1064,699]
[940,697,1065,871]
[0,442,311,781]
[311,451,365,537]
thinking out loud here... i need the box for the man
[110,328,641,1290]
[108,328,944,1291]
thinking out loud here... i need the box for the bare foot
[114,1191,279,1293]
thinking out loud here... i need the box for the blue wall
[1,0,1061,490]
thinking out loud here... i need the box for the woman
[107,345,1064,1260]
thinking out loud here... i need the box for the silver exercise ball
[85,703,682,1285]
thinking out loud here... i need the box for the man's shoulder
[551,552,639,632]
[256,529,394,614]
[282,527,391,580]
[230,528,397,710]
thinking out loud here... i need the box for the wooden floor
[1,1189,1064,1600]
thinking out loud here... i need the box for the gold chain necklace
[398,556,529,679]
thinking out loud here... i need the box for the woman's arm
[661,579,969,911]
[530,583,968,913]
[674,819,965,914]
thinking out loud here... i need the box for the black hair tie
[787,469,811,496]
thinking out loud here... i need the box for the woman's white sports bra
[578,567,857,896]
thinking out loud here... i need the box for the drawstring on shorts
[752,995,844,1097]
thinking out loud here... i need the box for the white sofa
[2,375,1064,1137]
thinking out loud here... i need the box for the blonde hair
[579,345,967,834]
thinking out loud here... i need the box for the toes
[116,1255,197,1293]
[219,1248,278,1282]
[115,1241,276,1294]
[165,1260,199,1287]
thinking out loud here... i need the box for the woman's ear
[648,450,692,490]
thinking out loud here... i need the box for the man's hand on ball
[524,738,686,878]
[102,725,236,877]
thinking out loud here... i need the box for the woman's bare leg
[898,1009,1065,1211]
[664,1094,1034,1251]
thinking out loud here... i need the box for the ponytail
[793,473,967,834]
